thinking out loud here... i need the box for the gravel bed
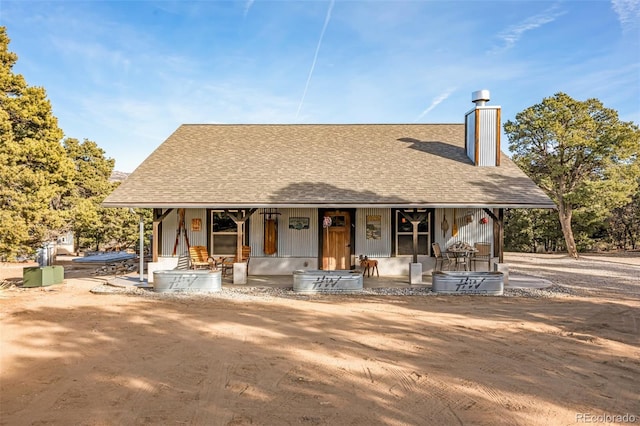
[89,282,577,300]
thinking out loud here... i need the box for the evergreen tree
[62,137,116,251]
[505,93,640,258]
[0,27,74,260]
[607,183,640,250]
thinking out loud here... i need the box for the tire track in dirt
[214,352,311,425]
[339,360,478,425]
[189,361,231,425]
[380,363,477,425]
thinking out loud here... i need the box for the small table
[446,249,477,271]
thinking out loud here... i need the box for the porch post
[411,220,421,264]
[399,210,429,263]
[224,208,257,260]
[497,208,504,263]
[485,208,504,263]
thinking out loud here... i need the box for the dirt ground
[1,253,638,426]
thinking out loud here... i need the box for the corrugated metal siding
[161,208,208,256]
[478,108,498,166]
[355,208,391,257]
[250,208,318,257]
[433,208,493,253]
[466,110,476,161]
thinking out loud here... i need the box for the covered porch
[145,206,511,281]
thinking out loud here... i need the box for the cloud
[244,0,255,18]
[413,89,456,122]
[611,0,640,30]
[296,0,335,119]
[490,5,566,53]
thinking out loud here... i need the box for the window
[210,211,242,255]
[395,210,430,256]
[331,215,346,227]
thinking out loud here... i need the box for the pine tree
[505,93,640,258]
[0,27,75,260]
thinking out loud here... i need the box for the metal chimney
[471,89,490,106]
[465,90,501,166]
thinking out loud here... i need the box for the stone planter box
[153,270,222,293]
[293,270,363,293]
[432,271,504,295]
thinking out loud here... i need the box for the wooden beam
[495,107,501,166]
[152,220,159,262]
[483,208,499,222]
[152,208,173,262]
[483,208,504,263]
[498,209,504,263]
[224,209,257,261]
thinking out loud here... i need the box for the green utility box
[22,266,64,288]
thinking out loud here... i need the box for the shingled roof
[103,124,555,209]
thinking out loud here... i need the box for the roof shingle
[103,124,555,208]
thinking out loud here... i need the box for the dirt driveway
[1,253,638,425]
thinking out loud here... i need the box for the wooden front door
[322,211,351,270]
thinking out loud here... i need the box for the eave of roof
[102,202,557,209]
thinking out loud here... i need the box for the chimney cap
[471,90,490,105]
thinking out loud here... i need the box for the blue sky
[2,0,639,173]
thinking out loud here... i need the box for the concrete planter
[494,263,509,285]
[233,262,247,285]
[293,270,363,293]
[153,270,222,293]
[432,271,504,295]
[409,263,423,284]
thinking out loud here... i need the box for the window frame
[394,210,431,257]
[210,210,243,256]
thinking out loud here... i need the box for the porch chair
[175,252,190,270]
[432,242,451,271]
[470,242,492,271]
[189,245,216,270]
[221,245,251,277]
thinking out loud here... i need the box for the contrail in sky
[414,89,455,122]
[490,5,565,53]
[244,0,254,17]
[296,0,334,119]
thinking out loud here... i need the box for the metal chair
[470,242,492,271]
[432,242,451,271]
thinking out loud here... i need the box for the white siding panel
[250,208,318,257]
[355,208,391,257]
[478,108,498,166]
[249,211,263,256]
[466,110,476,161]
[433,208,493,253]
[161,208,208,256]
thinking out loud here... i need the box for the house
[55,231,75,255]
[103,90,555,281]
